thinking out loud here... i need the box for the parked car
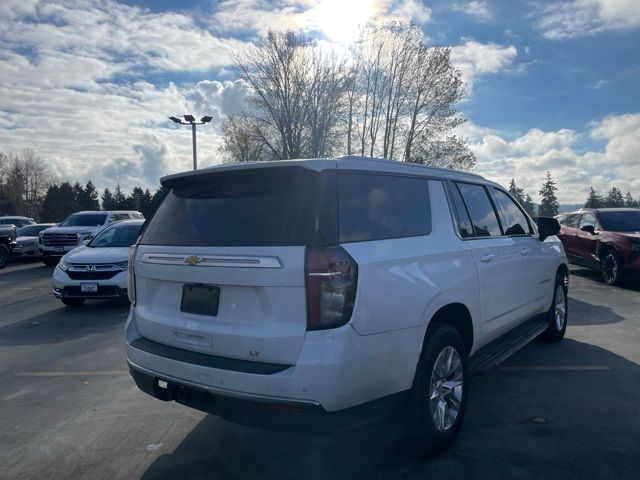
[0,224,17,269]
[40,210,144,266]
[125,156,567,451]
[0,216,35,228]
[12,224,56,259]
[557,207,640,285]
[52,219,145,306]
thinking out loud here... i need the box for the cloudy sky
[0,0,639,203]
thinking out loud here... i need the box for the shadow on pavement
[0,300,130,346]
[568,298,625,326]
[141,339,640,480]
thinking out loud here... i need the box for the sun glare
[307,0,378,44]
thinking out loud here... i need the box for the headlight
[630,243,640,252]
[80,231,94,239]
[116,260,128,270]
[58,259,71,271]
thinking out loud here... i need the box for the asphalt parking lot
[1,261,639,480]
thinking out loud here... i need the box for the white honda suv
[126,157,568,450]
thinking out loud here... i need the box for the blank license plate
[55,247,64,253]
[181,284,220,316]
[80,283,98,293]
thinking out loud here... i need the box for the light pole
[169,115,213,170]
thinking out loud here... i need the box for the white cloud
[536,0,640,40]
[450,39,519,89]
[465,114,640,203]
[451,1,492,21]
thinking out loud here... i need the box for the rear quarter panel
[342,180,480,348]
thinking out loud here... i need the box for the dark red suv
[557,208,640,285]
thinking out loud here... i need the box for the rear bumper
[125,309,421,419]
[128,359,409,433]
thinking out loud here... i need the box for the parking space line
[16,370,129,377]
[499,366,610,371]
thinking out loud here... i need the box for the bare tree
[409,134,475,170]
[218,114,269,163]
[20,149,52,218]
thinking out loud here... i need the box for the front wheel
[541,273,567,342]
[600,249,622,285]
[410,324,469,453]
[62,298,85,307]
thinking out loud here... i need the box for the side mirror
[580,225,596,235]
[537,217,561,241]
[82,239,90,245]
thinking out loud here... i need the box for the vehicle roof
[72,210,142,214]
[22,223,56,227]
[109,219,145,226]
[574,208,640,214]
[161,155,492,187]
[0,215,34,219]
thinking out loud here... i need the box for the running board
[469,316,548,376]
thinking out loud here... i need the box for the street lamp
[169,115,213,170]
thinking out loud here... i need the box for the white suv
[40,210,143,266]
[126,157,568,449]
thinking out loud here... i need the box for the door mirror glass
[82,239,90,245]
[537,217,561,241]
[580,225,596,235]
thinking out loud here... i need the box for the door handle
[480,254,495,263]
[520,248,530,256]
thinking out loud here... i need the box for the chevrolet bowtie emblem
[184,255,202,266]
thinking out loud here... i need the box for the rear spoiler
[160,159,337,189]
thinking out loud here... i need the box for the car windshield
[17,225,49,237]
[599,211,640,232]
[60,213,107,227]
[89,223,142,248]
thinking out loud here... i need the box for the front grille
[67,270,119,280]
[43,233,78,246]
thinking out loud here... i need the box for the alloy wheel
[554,284,566,330]
[602,253,618,284]
[429,346,464,432]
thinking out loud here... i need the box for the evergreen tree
[523,194,536,217]
[129,186,144,211]
[140,189,153,217]
[584,187,603,208]
[604,187,624,208]
[113,184,127,209]
[72,181,84,211]
[40,181,77,222]
[101,188,114,210]
[508,179,525,203]
[538,171,559,217]
[624,192,635,207]
[83,181,100,210]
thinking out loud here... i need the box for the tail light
[305,246,358,330]
[127,245,138,305]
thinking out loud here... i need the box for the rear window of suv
[140,167,337,246]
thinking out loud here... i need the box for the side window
[563,214,581,228]
[455,182,502,237]
[338,173,430,242]
[579,213,597,229]
[448,182,475,238]
[492,188,532,236]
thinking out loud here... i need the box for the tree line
[0,149,161,222]
[220,23,474,170]
[584,186,639,208]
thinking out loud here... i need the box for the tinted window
[448,182,474,238]
[456,182,502,237]
[579,213,597,229]
[90,223,142,248]
[141,167,337,246]
[563,214,581,228]
[338,173,430,242]
[598,211,640,232]
[17,225,50,236]
[60,213,107,227]
[492,189,531,236]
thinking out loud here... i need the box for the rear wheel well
[557,263,568,282]
[426,303,473,355]
[598,244,618,260]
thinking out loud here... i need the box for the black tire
[409,324,469,453]
[62,298,85,307]
[43,257,58,267]
[541,272,567,342]
[0,244,9,269]
[600,248,623,285]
